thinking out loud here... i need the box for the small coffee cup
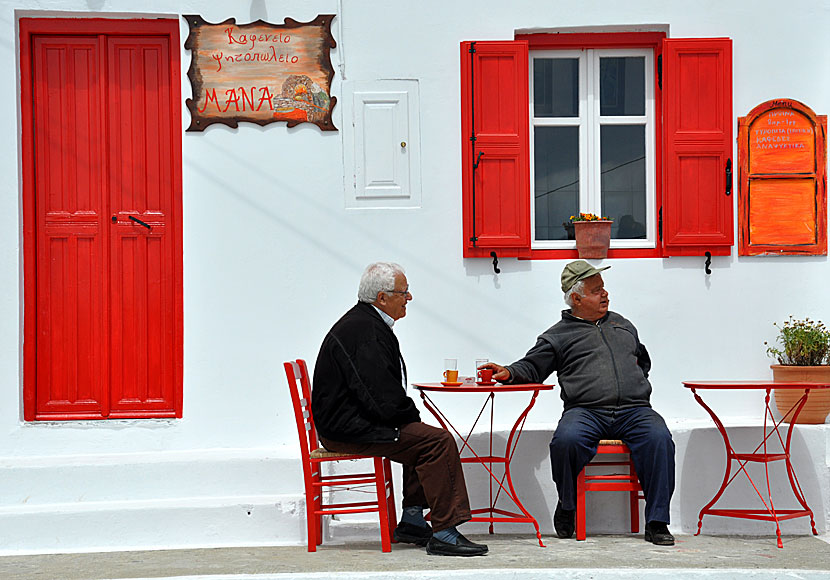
[476,367,494,384]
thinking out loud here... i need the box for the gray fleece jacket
[505,310,653,410]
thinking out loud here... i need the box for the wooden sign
[184,15,337,132]
[738,99,827,255]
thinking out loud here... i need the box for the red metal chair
[575,439,645,541]
[284,359,396,552]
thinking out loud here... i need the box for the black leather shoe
[426,533,488,556]
[554,501,575,539]
[393,521,432,546]
[645,521,675,546]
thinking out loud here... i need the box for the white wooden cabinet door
[344,80,421,208]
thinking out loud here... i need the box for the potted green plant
[765,316,830,424]
[570,213,613,259]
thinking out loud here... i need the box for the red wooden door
[22,20,182,420]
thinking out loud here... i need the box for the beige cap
[561,260,611,292]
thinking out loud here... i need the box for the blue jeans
[549,406,675,524]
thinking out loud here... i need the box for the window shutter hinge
[658,207,663,241]
[657,54,662,90]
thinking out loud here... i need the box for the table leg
[690,388,734,536]
[780,389,818,537]
[502,390,546,547]
[418,389,546,547]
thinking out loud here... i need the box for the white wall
[0,0,828,553]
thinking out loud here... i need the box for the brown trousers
[320,422,472,531]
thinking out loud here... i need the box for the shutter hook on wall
[490,251,500,274]
[704,251,712,275]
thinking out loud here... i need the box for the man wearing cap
[480,260,675,546]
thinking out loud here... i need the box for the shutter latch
[725,159,732,196]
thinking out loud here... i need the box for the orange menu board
[184,15,337,132]
[749,108,815,174]
[738,99,827,256]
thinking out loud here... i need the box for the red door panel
[107,37,177,417]
[33,36,108,418]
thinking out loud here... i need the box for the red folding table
[412,382,553,547]
[683,380,830,548]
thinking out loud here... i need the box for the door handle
[112,215,153,230]
[128,215,152,230]
[112,215,152,230]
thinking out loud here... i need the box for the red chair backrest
[284,359,318,465]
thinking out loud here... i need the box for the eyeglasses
[384,287,411,296]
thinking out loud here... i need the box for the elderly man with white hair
[312,262,487,557]
[481,260,676,546]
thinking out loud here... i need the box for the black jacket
[506,310,652,410]
[311,302,421,443]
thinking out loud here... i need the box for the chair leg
[373,457,392,552]
[305,488,318,552]
[383,458,398,543]
[576,467,587,541]
[308,467,323,549]
[630,489,640,533]
[628,457,641,533]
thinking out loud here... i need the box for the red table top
[413,382,554,393]
[683,380,830,390]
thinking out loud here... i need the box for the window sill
[521,247,663,260]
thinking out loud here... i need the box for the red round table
[412,382,553,547]
[683,380,830,548]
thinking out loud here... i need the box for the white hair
[563,280,587,307]
[358,262,405,303]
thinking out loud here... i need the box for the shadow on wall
[680,427,826,536]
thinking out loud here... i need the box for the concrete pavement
[1,533,829,580]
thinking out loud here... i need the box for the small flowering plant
[765,316,830,366]
[570,212,611,222]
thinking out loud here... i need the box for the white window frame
[529,48,656,250]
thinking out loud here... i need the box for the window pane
[533,58,578,118]
[599,57,645,116]
[534,126,579,240]
[600,125,646,239]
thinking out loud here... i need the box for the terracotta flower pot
[573,220,613,259]
[770,364,830,424]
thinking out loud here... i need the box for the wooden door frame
[20,17,183,421]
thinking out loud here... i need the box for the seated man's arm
[504,337,559,384]
[636,342,651,378]
[342,339,420,426]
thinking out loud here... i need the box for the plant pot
[771,364,830,424]
[573,220,613,259]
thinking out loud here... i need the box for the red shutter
[461,41,530,257]
[662,38,733,256]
